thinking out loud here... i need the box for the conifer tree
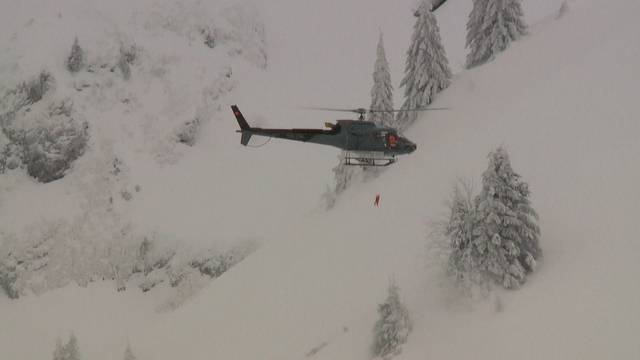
[53,334,82,360]
[445,182,479,281]
[53,339,65,360]
[474,147,541,288]
[123,343,137,360]
[369,33,394,127]
[466,0,527,68]
[64,334,81,360]
[397,1,451,130]
[371,280,412,360]
[67,37,84,73]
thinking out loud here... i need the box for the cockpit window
[387,134,398,148]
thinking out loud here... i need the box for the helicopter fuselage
[232,106,416,156]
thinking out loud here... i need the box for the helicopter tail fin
[231,105,253,146]
[231,105,250,130]
[240,132,252,146]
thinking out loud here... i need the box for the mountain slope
[2,0,639,359]
[162,1,640,359]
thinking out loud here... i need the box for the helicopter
[231,105,445,166]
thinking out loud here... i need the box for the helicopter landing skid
[344,151,396,167]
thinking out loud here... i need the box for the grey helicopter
[231,105,446,167]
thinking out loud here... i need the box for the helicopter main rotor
[304,106,449,121]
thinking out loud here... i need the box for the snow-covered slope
[2,0,640,359]
[0,0,273,300]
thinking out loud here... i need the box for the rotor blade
[302,107,451,122]
[431,0,449,12]
[368,107,450,113]
[302,107,365,113]
[304,107,449,113]
[303,107,354,112]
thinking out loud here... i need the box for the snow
[2,0,640,359]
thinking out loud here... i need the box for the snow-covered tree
[0,249,19,299]
[440,149,541,291]
[123,343,137,360]
[117,42,140,81]
[53,334,81,360]
[368,33,394,127]
[445,182,480,282]
[53,339,65,360]
[465,0,488,61]
[65,334,81,360]
[397,0,451,130]
[176,118,201,146]
[466,0,527,68]
[118,56,131,80]
[323,153,359,209]
[22,99,89,183]
[473,147,541,288]
[371,280,412,360]
[67,37,84,73]
[21,70,54,104]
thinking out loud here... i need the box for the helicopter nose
[398,138,416,153]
